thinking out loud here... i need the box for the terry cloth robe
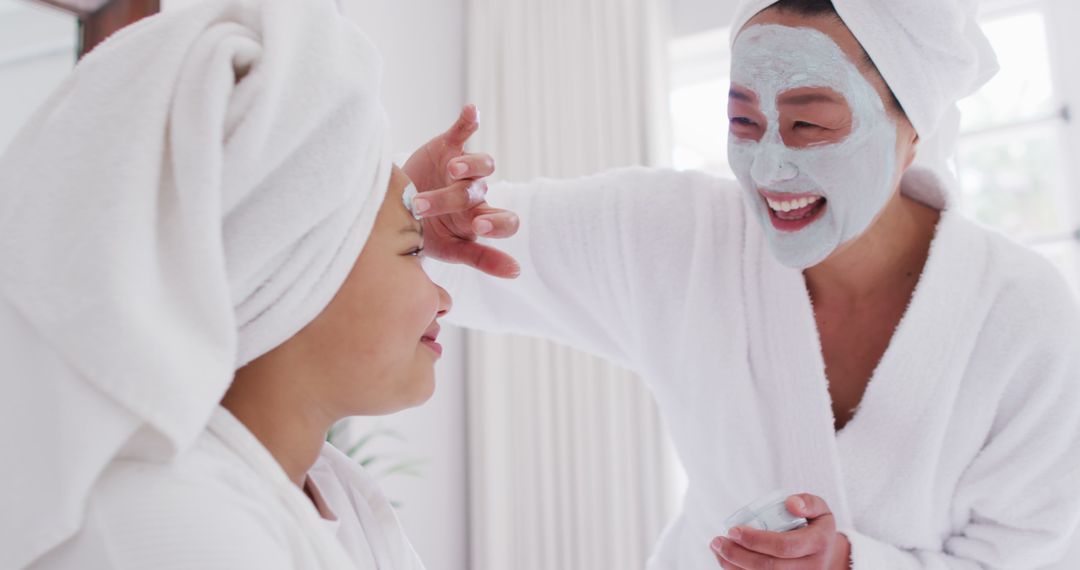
[425,167,1080,569]
[29,407,425,570]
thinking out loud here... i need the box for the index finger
[412,179,488,218]
[443,104,480,149]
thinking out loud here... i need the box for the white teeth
[766,195,823,213]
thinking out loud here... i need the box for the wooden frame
[30,0,160,58]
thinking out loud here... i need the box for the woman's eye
[731,117,758,127]
[407,246,425,257]
[793,121,822,130]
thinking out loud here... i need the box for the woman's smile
[758,188,828,232]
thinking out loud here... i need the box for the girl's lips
[421,337,443,357]
[421,322,442,357]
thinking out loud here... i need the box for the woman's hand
[402,104,520,278]
[711,494,851,570]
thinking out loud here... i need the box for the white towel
[729,0,1000,189]
[0,0,393,566]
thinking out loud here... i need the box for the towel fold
[0,0,392,566]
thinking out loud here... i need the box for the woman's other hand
[711,493,852,570]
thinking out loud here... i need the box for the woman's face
[727,10,919,269]
[262,165,452,416]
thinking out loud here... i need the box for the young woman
[0,0,512,568]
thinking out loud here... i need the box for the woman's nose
[750,143,800,186]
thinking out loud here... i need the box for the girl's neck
[222,363,336,487]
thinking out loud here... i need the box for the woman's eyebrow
[777,92,844,106]
[729,89,756,103]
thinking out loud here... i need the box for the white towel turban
[0,0,393,566]
[730,0,1000,194]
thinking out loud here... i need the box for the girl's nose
[436,284,453,317]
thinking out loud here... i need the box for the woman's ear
[900,124,920,172]
[904,139,919,171]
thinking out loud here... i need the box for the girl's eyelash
[408,246,425,257]
[732,117,758,126]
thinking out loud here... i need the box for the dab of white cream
[401,182,423,220]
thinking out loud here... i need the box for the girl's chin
[407,375,437,408]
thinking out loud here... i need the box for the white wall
[670,0,736,38]
[0,0,75,153]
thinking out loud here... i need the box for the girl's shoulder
[33,434,294,569]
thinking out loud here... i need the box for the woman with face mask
[420,0,1080,568]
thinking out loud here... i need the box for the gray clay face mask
[728,24,899,269]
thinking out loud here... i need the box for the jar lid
[723,490,809,534]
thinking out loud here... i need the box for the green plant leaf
[380,459,427,479]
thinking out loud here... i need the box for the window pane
[670,78,732,175]
[958,10,1057,131]
[956,122,1069,238]
[1034,241,1080,298]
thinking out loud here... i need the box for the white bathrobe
[29,407,425,570]
[427,167,1080,569]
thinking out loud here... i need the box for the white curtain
[463,0,680,568]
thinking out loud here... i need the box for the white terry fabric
[308,439,426,569]
[425,168,1080,569]
[0,0,392,566]
[30,407,424,570]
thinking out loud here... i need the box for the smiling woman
[421,0,1080,568]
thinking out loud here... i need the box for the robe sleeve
[425,166,746,371]
[846,285,1080,570]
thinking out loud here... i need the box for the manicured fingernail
[792,497,806,512]
[727,528,742,542]
[468,180,487,202]
[475,219,493,235]
[710,537,724,554]
[451,162,468,177]
[412,197,430,215]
